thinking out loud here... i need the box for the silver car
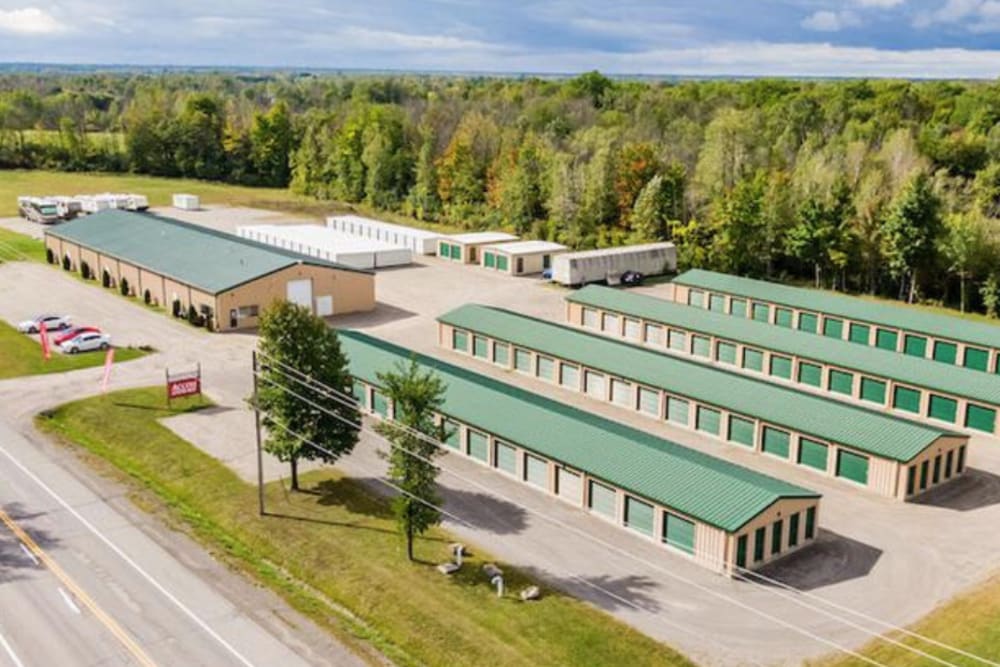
[59,332,112,354]
[17,314,71,333]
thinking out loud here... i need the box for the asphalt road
[0,409,366,667]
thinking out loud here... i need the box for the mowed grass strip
[0,320,147,379]
[36,387,692,667]
[814,573,1000,666]
[0,226,46,263]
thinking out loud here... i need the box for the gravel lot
[3,206,1000,665]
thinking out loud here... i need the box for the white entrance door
[556,468,583,505]
[286,279,313,310]
[315,295,333,317]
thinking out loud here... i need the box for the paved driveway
[3,252,1000,665]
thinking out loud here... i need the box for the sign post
[252,351,265,516]
[166,364,202,406]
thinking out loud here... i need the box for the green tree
[973,162,1000,218]
[174,94,227,180]
[406,127,441,221]
[257,301,359,491]
[712,172,767,276]
[373,360,447,562]
[981,273,1000,318]
[940,212,987,312]
[250,101,295,187]
[881,172,942,303]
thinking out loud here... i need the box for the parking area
[4,206,1000,665]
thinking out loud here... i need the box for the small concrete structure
[480,240,568,276]
[438,232,518,264]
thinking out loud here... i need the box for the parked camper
[549,242,677,287]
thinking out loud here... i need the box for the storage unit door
[494,440,517,474]
[966,404,997,433]
[904,334,927,357]
[822,317,843,339]
[372,390,389,417]
[933,341,957,364]
[716,341,737,365]
[708,294,726,313]
[556,468,582,503]
[696,406,721,435]
[443,419,461,450]
[588,481,616,518]
[893,386,922,413]
[692,335,711,357]
[797,362,823,387]
[828,369,854,396]
[876,328,898,351]
[836,450,870,484]
[497,254,509,271]
[770,355,793,379]
[928,395,958,423]
[663,513,695,554]
[797,312,818,333]
[728,415,755,447]
[751,302,770,322]
[625,497,654,535]
[666,397,689,425]
[742,348,764,372]
[352,380,367,408]
[286,279,313,309]
[468,430,489,462]
[849,323,870,345]
[483,251,496,268]
[860,377,887,404]
[797,438,828,471]
[762,426,791,458]
[729,298,747,317]
[315,295,334,317]
[964,347,989,371]
[525,454,548,488]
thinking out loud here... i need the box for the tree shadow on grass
[750,529,882,592]
[0,502,60,584]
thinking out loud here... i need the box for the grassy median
[0,321,147,379]
[36,387,692,667]
[0,227,46,263]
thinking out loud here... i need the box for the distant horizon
[0,61,995,83]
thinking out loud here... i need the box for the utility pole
[252,350,265,516]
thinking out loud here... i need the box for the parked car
[620,270,644,286]
[54,326,101,346]
[59,332,111,354]
[17,314,71,333]
[541,268,554,280]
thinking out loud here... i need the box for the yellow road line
[0,507,159,667]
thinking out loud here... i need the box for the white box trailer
[238,224,412,270]
[173,193,201,211]
[551,242,677,287]
[326,214,442,255]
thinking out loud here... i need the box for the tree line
[3,71,1000,314]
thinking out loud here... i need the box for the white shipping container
[551,242,677,286]
[326,214,442,255]
[173,193,201,210]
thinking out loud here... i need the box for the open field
[0,320,147,379]
[36,386,691,667]
[0,169,466,233]
[0,225,45,261]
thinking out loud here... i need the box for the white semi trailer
[550,242,677,287]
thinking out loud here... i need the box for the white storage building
[438,232,519,265]
[173,194,201,211]
[551,242,677,287]
[326,215,442,255]
[480,240,568,276]
[237,224,412,270]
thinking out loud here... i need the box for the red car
[54,326,101,346]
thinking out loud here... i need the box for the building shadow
[0,503,60,584]
[910,468,1000,512]
[749,529,882,592]
[372,263,429,273]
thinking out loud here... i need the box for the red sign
[168,377,201,399]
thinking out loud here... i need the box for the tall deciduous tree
[257,301,359,491]
[881,172,942,303]
[374,360,447,562]
[940,212,987,312]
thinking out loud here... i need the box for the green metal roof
[674,269,1000,351]
[568,285,1000,406]
[438,305,956,462]
[339,329,819,533]
[46,210,369,294]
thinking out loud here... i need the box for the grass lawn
[0,170,466,233]
[0,320,148,379]
[815,574,1000,666]
[0,226,46,263]
[36,387,692,667]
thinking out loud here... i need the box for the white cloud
[801,10,861,31]
[332,26,500,52]
[0,7,67,35]
[912,0,1000,28]
[853,0,905,7]
[569,17,693,39]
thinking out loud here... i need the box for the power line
[258,349,999,666]
[252,359,892,666]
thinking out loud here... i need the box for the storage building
[342,330,821,574]
[173,194,201,211]
[438,232,519,264]
[326,215,442,255]
[237,224,412,270]
[567,285,1000,436]
[671,269,1000,375]
[550,243,677,286]
[438,305,968,500]
[480,240,567,276]
[45,210,375,331]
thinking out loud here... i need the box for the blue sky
[1,1,999,77]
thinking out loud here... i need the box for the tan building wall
[483,250,564,276]
[118,261,141,296]
[725,497,819,573]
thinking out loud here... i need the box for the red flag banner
[39,322,51,360]
[100,347,115,393]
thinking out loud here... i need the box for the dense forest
[3,71,1000,315]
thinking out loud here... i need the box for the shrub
[45,248,54,264]
[172,299,182,318]
[61,255,71,271]
[80,261,91,279]
[102,270,111,288]
[188,304,202,326]
[143,289,151,304]
[120,277,130,296]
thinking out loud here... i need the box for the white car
[17,314,71,333]
[59,332,111,354]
